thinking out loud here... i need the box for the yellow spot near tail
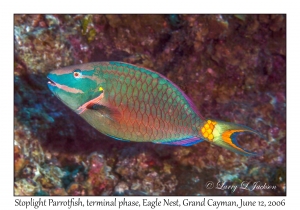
[200,119,217,141]
[99,86,104,92]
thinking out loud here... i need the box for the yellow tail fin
[200,119,265,156]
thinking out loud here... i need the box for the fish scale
[98,62,200,142]
[47,61,265,155]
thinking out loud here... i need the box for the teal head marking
[47,63,103,112]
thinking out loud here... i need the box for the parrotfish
[47,62,264,156]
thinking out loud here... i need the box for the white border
[3,0,295,209]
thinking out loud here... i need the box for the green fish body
[47,62,264,155]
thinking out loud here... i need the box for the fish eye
[73,69,82,78]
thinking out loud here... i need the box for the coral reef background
[14,14,286,195]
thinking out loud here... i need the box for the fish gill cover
[14,14,286,196]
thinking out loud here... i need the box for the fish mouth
[47,77,57,86]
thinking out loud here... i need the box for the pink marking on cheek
[77,92,104,114]
[56,83,84,94]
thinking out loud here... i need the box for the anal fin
[154,137,204,146]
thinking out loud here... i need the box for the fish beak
[47,78,56,86]
[47,75,57,87]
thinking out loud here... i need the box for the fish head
[47,63,104,112]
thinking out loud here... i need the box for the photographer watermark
[206,181,276,192]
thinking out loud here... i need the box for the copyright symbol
[206,181,214,189]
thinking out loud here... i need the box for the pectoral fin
[76,92,105,115]
[76,91,121,123]
[87,103,122,123]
